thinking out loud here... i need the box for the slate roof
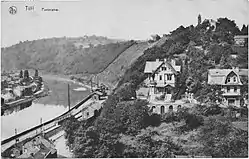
[208,69,248,85]
[144,59,181,75]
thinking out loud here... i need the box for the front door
[228,99,235,106]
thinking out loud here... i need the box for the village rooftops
[144,58,181,74]
[17,135,56,158]
[208,68,248,85]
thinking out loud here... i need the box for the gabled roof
[144,60,180,75]
[208,69,248,85]
[144,61,163,73]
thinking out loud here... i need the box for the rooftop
[144,59,181,74]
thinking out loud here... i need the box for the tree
[114,99,149,135]
[115,82,136,101]
[240,24,248,35]
[62,116,81,147]
[214,18,241,44]
[236,47,248,68]
[34,69,39,77]
[19,70,23,78]
[198,116,248,157]
[196,84,223,104]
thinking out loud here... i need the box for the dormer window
[233,76,236,82]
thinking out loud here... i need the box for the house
[17,135,57,158]
[144,58,181,102]
[81,101,102,120]
[208,67,248,107]
[234,35,248,46]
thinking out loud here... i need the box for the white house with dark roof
[208,67,248,107]
[144,58,181,102]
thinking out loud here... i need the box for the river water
[1,75,90,157]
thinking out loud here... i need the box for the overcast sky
[1,0,248,47]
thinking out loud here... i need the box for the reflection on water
[1,103,68,140]
[73,87,87,91]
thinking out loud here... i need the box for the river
[1,74,90,157]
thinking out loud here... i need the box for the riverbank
[34,74,91,106]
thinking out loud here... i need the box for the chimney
[164,58,167,62]
[232,66,239,71]
[156,59,159,62]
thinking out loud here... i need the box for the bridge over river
[1,91,105,154]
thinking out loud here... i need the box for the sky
[1,0,249,47]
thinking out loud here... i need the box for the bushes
[185,113,204,130]
[162,112,177,123]
[198,116,248,157]
[145,114,161,127]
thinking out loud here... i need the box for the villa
[144,58,181,102]
[208,67,248,107]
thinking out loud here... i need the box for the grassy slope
[97,37,170,88]
[97,41,152,88]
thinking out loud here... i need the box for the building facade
[208,68,248,107]
[144,58,181,102]
[234,35,248,46]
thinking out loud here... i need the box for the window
[162,67,166,71]
[233,76,236,82]
[234,87,237,92]
[86,112,89,116]
[227,78,230,83]
[159,75,162,80]
[160,106,165,114]
[227,86,230,92]
[167,74,172,80]
[169,105,173,110]
[166,88,171,94]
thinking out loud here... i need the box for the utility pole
[68,83,71,110]
[96,75,98,88]
[15,128,19,143]
[90,77,93,92]
[40,118,43,135]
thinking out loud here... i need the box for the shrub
[162,112,177,123]
[203,104,222,116]
[145,114,161,127]
[198,116,248,157]
[185,113,204,130]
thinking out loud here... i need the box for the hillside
[96,36,171,88]
[1,36,133,75]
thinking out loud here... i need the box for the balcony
[223,91,241,96]
[149,80,157,86]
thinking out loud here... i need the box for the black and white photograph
[1,0,248,158]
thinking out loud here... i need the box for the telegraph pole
[90,77,93,92]
[96,75,98,88]
[68,83,71,110]
[15,128,19,143]
[40,118,43,136]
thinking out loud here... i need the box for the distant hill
[1,36,135,75]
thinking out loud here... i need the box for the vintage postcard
[1,0,248,158]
